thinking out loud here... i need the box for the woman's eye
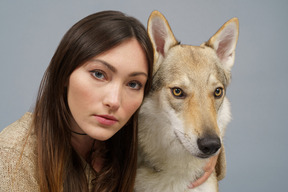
[91,70,105,80]
[171,87,185,98]
[214,87,224,98]
[128,81,142,90]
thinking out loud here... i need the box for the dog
[135,11,239,192]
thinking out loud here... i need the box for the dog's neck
[144,160,162,172]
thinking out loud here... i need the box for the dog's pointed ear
[147,10,178,73]
[205,18,239,71]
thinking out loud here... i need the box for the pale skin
[67,38,148,171]
[66,37,217,187]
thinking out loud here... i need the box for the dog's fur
[135,11,239,192]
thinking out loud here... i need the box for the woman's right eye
[91,70,106,80]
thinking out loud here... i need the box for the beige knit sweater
[0,113,96,191]
[0,113,40,191]
[0,113,226,191]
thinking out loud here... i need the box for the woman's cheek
[126,95,143,115]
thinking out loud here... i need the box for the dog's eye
[171,87,185,98]
[214,87,224,98]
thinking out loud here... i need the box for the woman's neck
[71,134,106,172]
[71,134,94,158]
[69,117,106,172]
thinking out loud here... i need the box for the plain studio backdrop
[1,0,287,191]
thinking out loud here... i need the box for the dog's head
[143,11,239,158]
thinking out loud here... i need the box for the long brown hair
[33,10,153,192]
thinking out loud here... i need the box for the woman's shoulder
[0,112,33,135]
[0,112,35,151]
[0,112,37,160]
[0,112,40,191]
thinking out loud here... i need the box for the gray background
[1,0,287,191]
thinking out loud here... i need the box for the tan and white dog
[135,11,239,192]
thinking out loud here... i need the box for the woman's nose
[102,83,121,111]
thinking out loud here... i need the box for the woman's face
[67,38,148,141]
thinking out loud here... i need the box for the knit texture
[0,113,95,191]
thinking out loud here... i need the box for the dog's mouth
[197,154,214,159]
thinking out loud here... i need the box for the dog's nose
[197,136,221,156]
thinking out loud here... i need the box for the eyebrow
[91,59,148,78]
[92,59,117,73]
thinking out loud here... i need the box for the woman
[0,10,218,192]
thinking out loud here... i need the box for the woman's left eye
[128,81,142,90]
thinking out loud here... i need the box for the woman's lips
[94,115,118,126]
